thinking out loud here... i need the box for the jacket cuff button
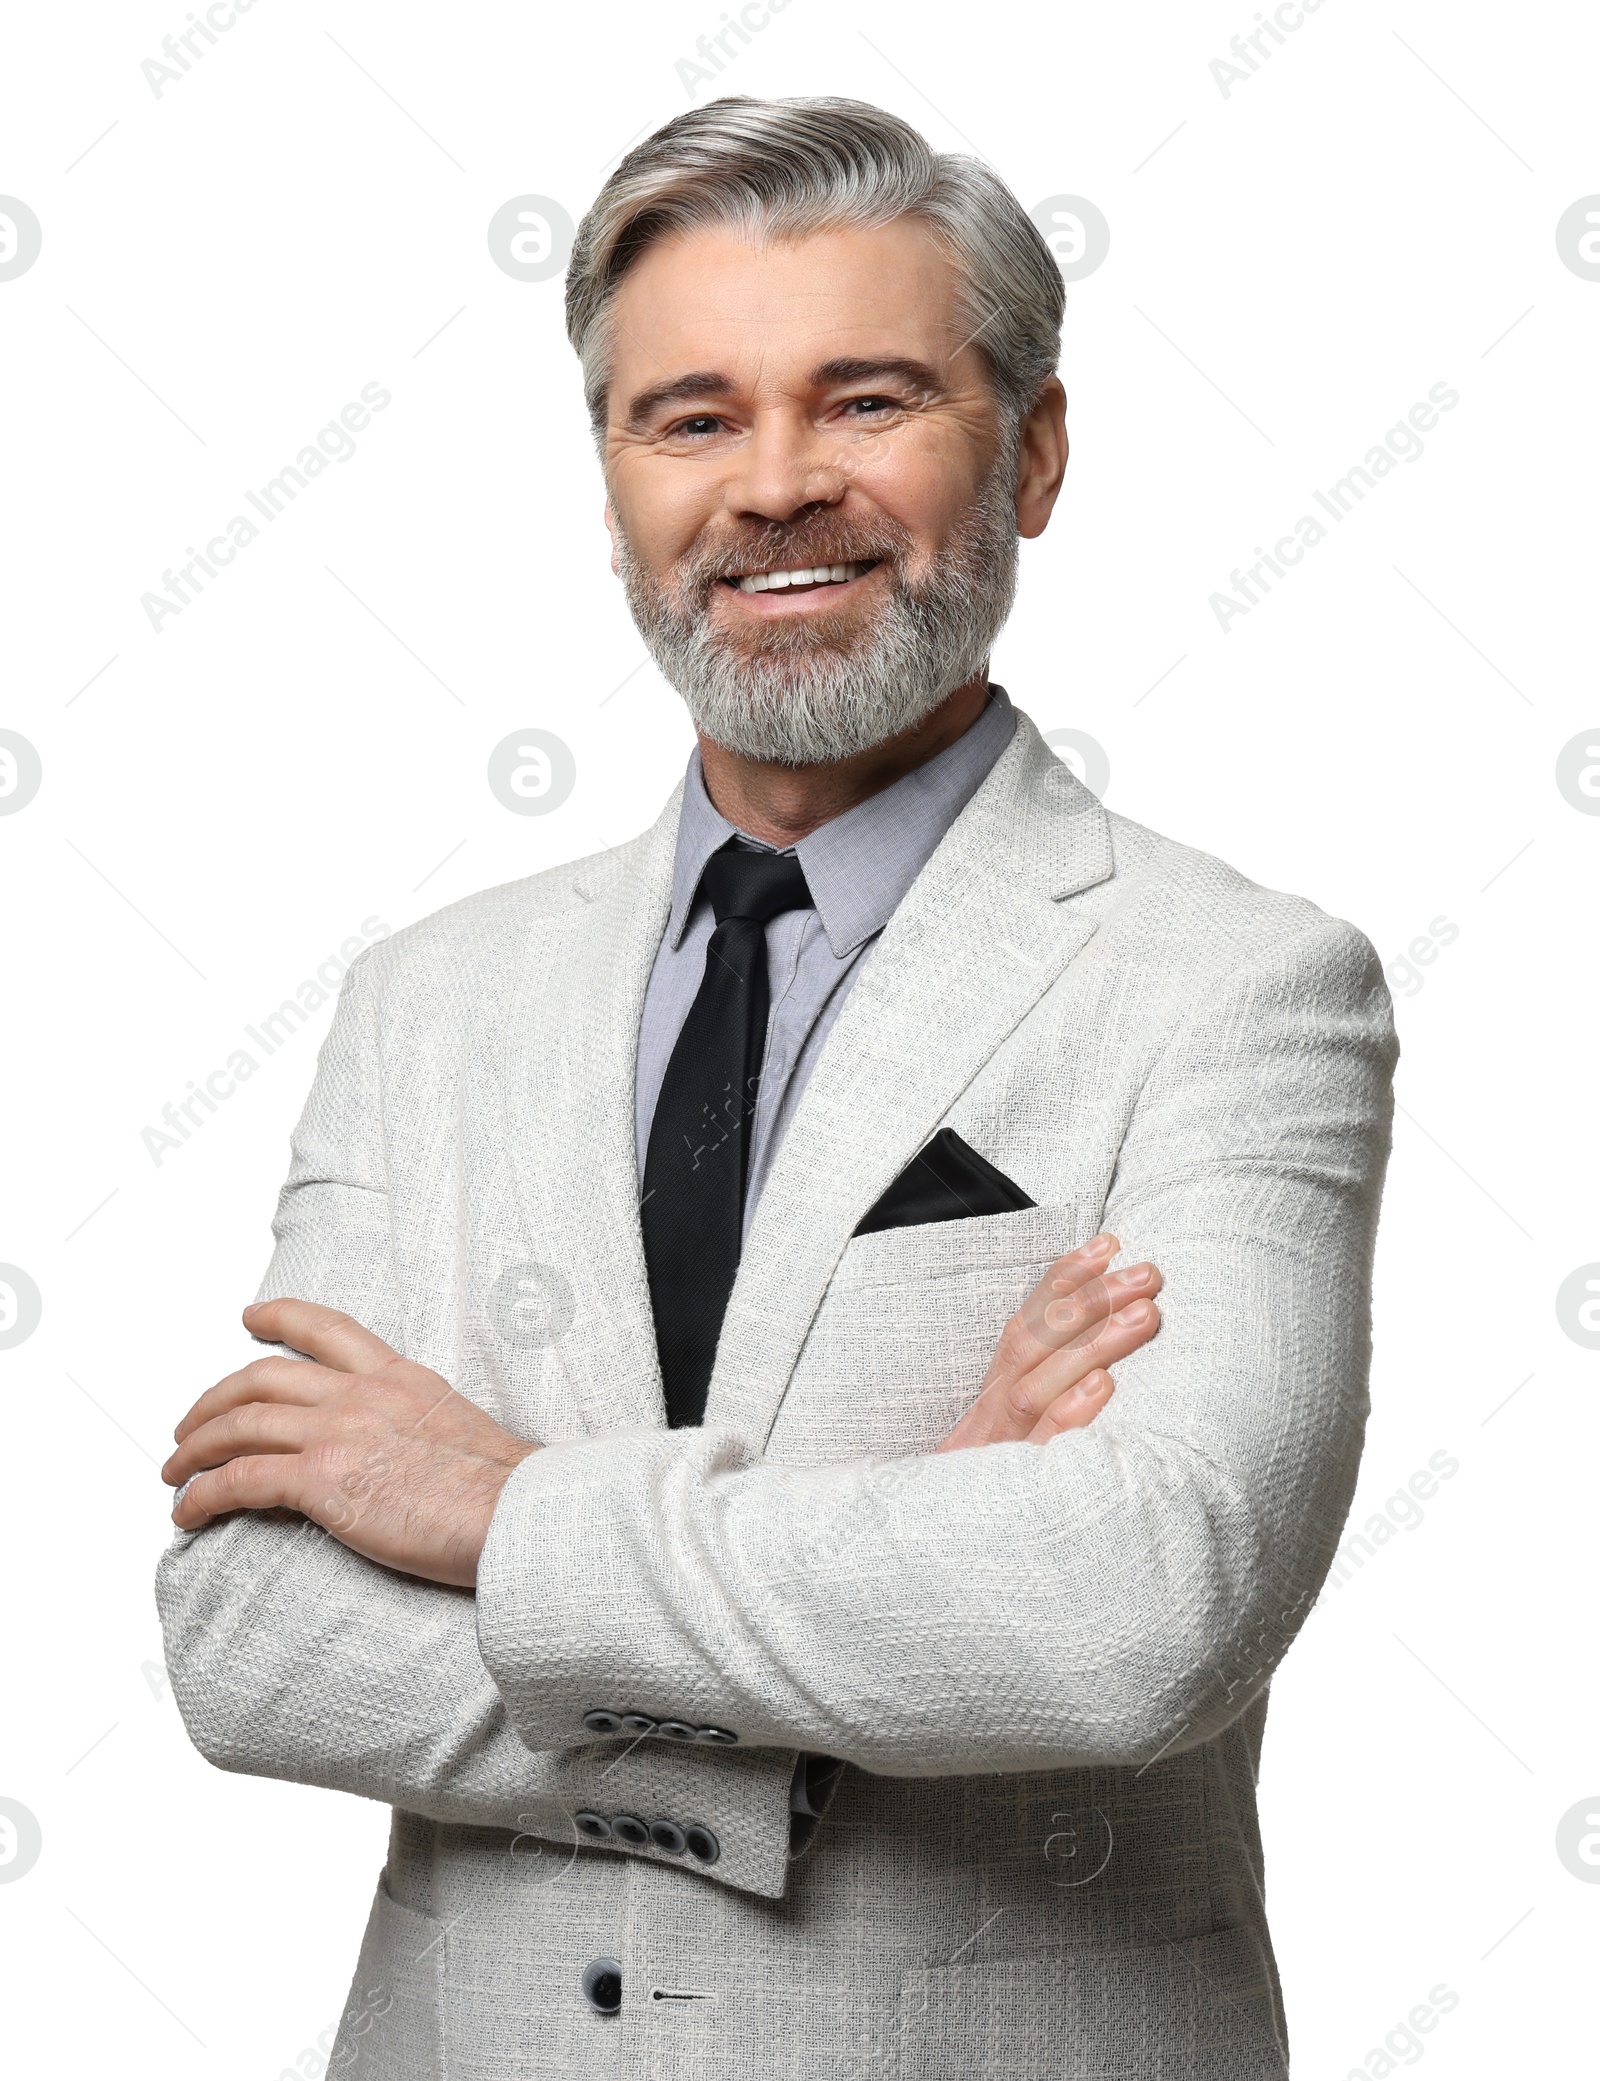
[582,1710,623,1735]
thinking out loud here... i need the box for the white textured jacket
[157,709,1398,2079]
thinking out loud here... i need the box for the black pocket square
[853,1129,1036,1237]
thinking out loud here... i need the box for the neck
[695,672,991,848]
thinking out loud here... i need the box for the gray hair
[565,95,1063,439]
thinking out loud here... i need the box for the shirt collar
[664,686,1017,958]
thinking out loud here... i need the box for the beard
[612,450,1021,767]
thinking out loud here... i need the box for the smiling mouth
[720,559,879,596]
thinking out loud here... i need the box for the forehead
[605,217,969,398]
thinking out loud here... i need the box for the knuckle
[305,1438,350,1484]
[993,1326,1033,1374]
[222,1400,271,1445]
[332,1394,388,1444]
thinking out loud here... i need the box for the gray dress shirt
[635,686,1017,1231]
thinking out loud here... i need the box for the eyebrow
[622,356,948,431]
[624,371,735,429]
[810,356,945,396]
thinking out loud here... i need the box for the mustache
[675,521,913,589]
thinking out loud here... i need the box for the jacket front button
[611,1813,650,1846]
[581,1957,623,2015]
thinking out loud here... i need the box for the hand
[935,1232,1162,1452]
[161,1299,538,1587]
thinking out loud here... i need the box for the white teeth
[734,560,870,594]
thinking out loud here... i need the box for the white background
[2,1,1596,2073]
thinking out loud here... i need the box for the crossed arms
[161,1241,1164,1584]
[155,913,1394,1871]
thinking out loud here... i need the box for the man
[157,97,1397,2078]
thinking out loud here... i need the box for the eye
[841,395,899,418]
[666,414,727,440]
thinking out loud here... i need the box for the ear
[1014,377,1068,541]
[603,498,621,577]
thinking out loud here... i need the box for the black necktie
[642,843,815,1428]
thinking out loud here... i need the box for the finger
[940,1287,1142,1452]
[1016,1235,1118,1331]
[1003,1297,1161,1426]
[242,1298,400,1376]
[992,1257,1160,1388]
[1027,1369,1115,1443]
[982,1240,1115,1384]
[173,1354,342,1444]
[1050,1232,1119,1283]
[1037,1262,1163,1348]
[163,1399,314,1487]
[937,1342,1126,1453]
[171,1452,302,1531]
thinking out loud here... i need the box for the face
[600,218,1064,765]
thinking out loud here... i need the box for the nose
[721,405,850,529]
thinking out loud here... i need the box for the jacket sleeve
[475,916,1398,1775]
[154,945,804,1898]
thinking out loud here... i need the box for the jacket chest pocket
[768,1204,1095,1463]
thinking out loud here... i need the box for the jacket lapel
[705,718,1114,1448]
[494,794,679,1438]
